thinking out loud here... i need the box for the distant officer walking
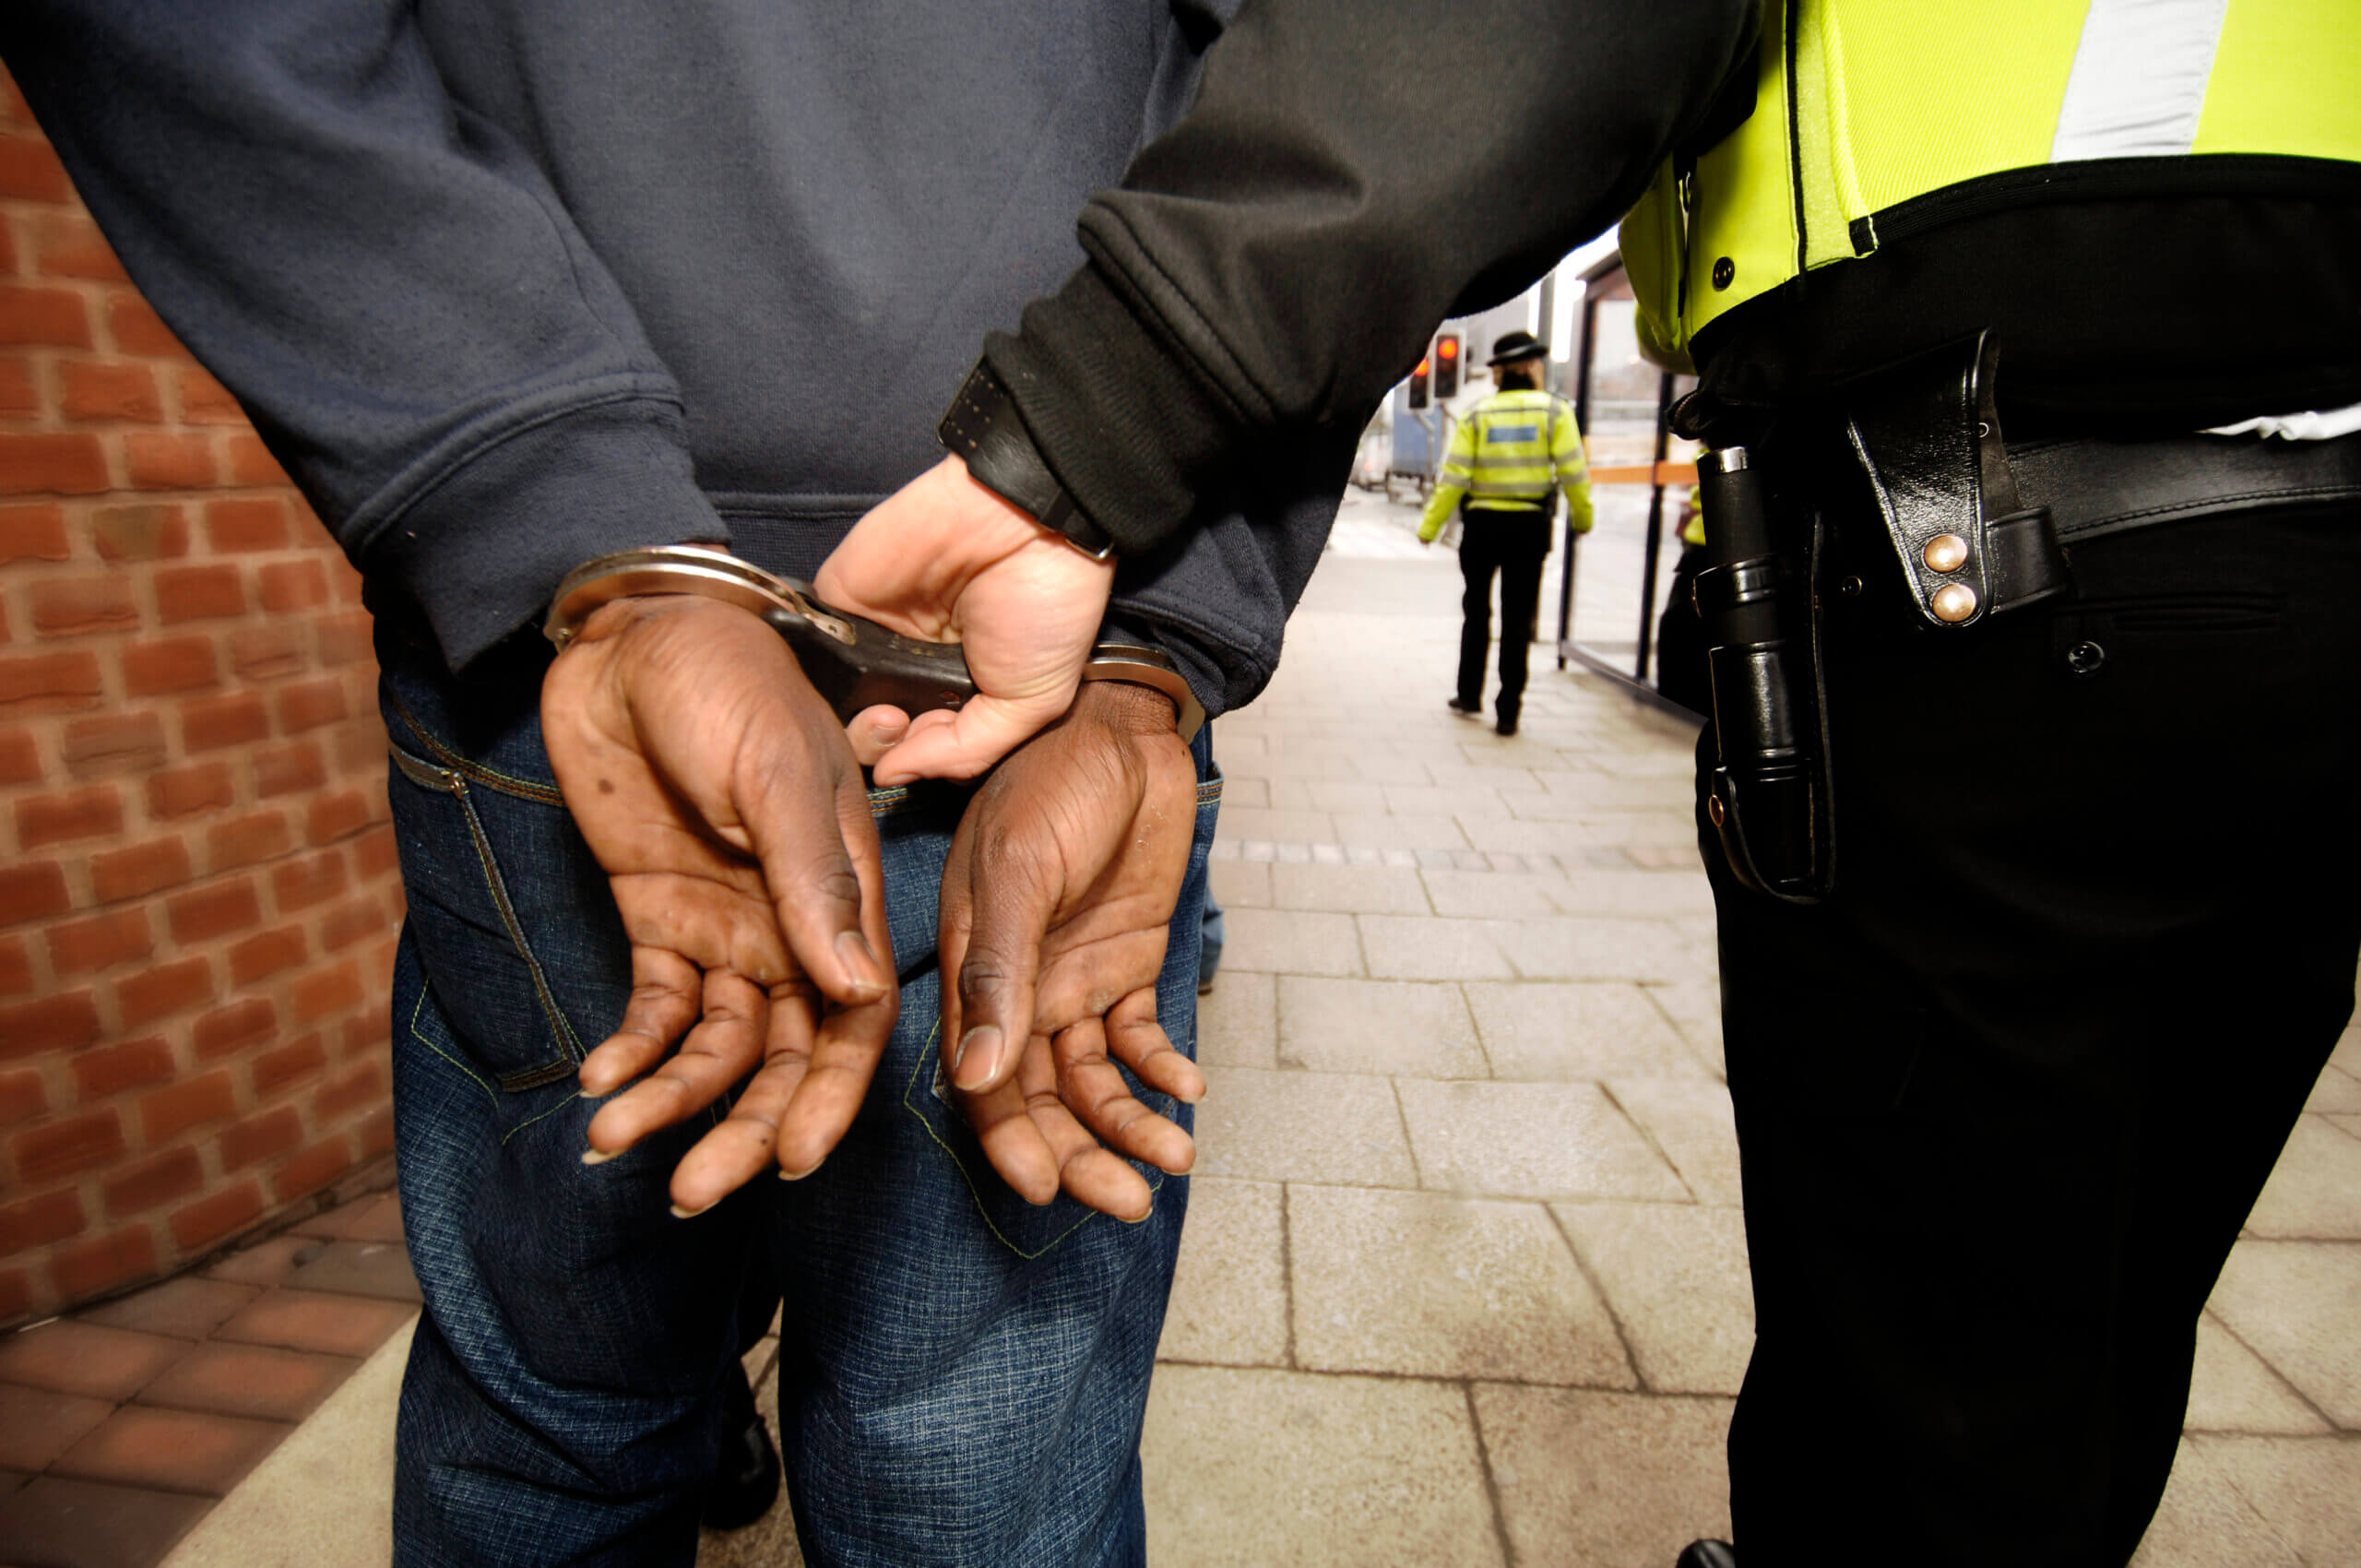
[1419,330,1592,736]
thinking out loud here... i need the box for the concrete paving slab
[1396,1079,1689,1202]
[1329,812,1470,852]
[1205,857,1271,909]
[2125,1439,2303,1567]
[2304,1063,2361,1113]
[1604,1078,1743,1206]
[2184,1314,2331,1435]
[2186,1434,2361,1565]
[1277,976,1485,1078]
[1140,1364,1503,1568]
[1215,808,1336,844]
[1463,982,1698,1082]
[1269,861,1429,915]
[1553,1203,1752,1396]
[1159,1180,1288,1369]
[2243,1116,2361,1238]
[1471,1385,1734,1568]
[1214,909,1362,977]
[1358,915,1513,980]
[1192,1066,1418,1188]
[1644,981,1726,1079]
[2207,1241,2361,1427]
[1194,969,1276,1069]
[1420,866,1563,919]
[0,1477,215,1568]
[1489,917,1703,984]
[1288,1186,1631,1388]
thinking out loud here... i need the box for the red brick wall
[0,71,400,1327]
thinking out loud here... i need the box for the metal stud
[1922,533,1970,573]
[1707,794,1726,827]
[1931,583,1978,623]
[1711,256,1735,291]
[1838,575,1864,598]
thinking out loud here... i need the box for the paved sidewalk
[17,491,2357,1567]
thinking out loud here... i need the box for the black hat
[1487,329,1547,366]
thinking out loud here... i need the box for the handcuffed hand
[939,679,1205,1221]
[815,455,1115,785]
[541,593,898,1214]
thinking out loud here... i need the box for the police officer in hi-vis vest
[1418,330,1593,736]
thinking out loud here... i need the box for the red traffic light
[1431,332,1462,398]
[1436,337,1459,360]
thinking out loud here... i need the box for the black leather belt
[2008,429,2361,547]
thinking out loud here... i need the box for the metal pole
[1557,292,1599,670]
[1633,368,1675,683]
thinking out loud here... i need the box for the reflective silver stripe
[2051,0,2229,162]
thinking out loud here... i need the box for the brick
[275,676,346,734]
[313,1059,384,1121]
[305,789,374,845]
[146,759,233,819]
[357,1102,395,1158]
[290,961,362,1026]
[124,430,218,489]
[169,1179,265,1253]
[91,502,189,562]
[121,635,219,696]
[0,1319,186,1404]
[206,810,291,871]
[0,991,101,1058]
[181,691,269,752]
[319,896,386,953]
[224,432,286,486]
[15,1107,125,1182]
[226,925,305,986]
[49,1224,160,1301]
[353,824,399,880]
[253,1035,325,1096]
[219,1105,301,1171]
[253,740,325,798]
[331,711,389,776]
[0,133,73,202]
[274,1136,352,1202]
[0,727,37,784]
[0,1190,84,1253]
[30,212,129,282]
[139,1069,235,1143]
[102,1146,204,1218]
[70,1038,176,1101]
[192,998,275,1061]
[0,283,93,348]
[18,783,123,847]
[0,352,35,418]
[47,1402,286,1495]
[167,876,261,944]
[79,1275,259,1339]
[271,850,346,914]
[0,1069,48,1126]
[0,861,73,926]
[114,956,212,1028]
[340,1008,389,1059]
[0,648,103,710]
[256,558,328,614]
[213,1287,410,1359]
[0,1266,37,1323]
[228,624,305,682]
[47,907,152,975]
[174,363,244,423]
[0,502,70,565]
[154,563,245,624]
[105,292,187,358]
[141,1339,355,1424]
[0,932,30,994]
[89,837,193,904]
[315,611,375,668]
[0,432,109,495]
[59,710,167,777]
[30,575,139,636]
[58,359,161,421]
[204,497,289,552]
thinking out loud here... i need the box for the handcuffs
[543,544,1204,742]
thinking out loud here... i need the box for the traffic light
[1407,353,1430,410]
[1432,332,1462,398]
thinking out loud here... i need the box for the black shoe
[1676,1541,1737,1568]
[704,1367,781,1531]
[1494,714,1518,737]
[1447,695,1481,717]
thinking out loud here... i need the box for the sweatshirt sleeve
[985,0,1757,555]
[3,1,728,670]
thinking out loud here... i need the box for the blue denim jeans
[374,622,1217,1567]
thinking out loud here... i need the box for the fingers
[946,806,1065,1096]
[1102,988,1206,1107]
[869,687,1077,784]
[579,948,702,1097]
[743,766,896,1006]
[962,1029,1156,1220]
[771,982,896,1178]
[1053,1006,1196,1179]
[586,968,802,1159]
[844,706,911,767]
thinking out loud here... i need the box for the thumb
[946,818,1062,1095]
[870,687,1075,784]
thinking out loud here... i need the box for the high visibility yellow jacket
[1620,0,2361,429]
[1418,389,1594,542]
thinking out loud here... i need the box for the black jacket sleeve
[991,0,1758,555]
[3,1,728,671]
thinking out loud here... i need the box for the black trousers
[1455,506,1551,721]
[1709,497,2361,1566]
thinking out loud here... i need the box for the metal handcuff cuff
[541,545,1204,743]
